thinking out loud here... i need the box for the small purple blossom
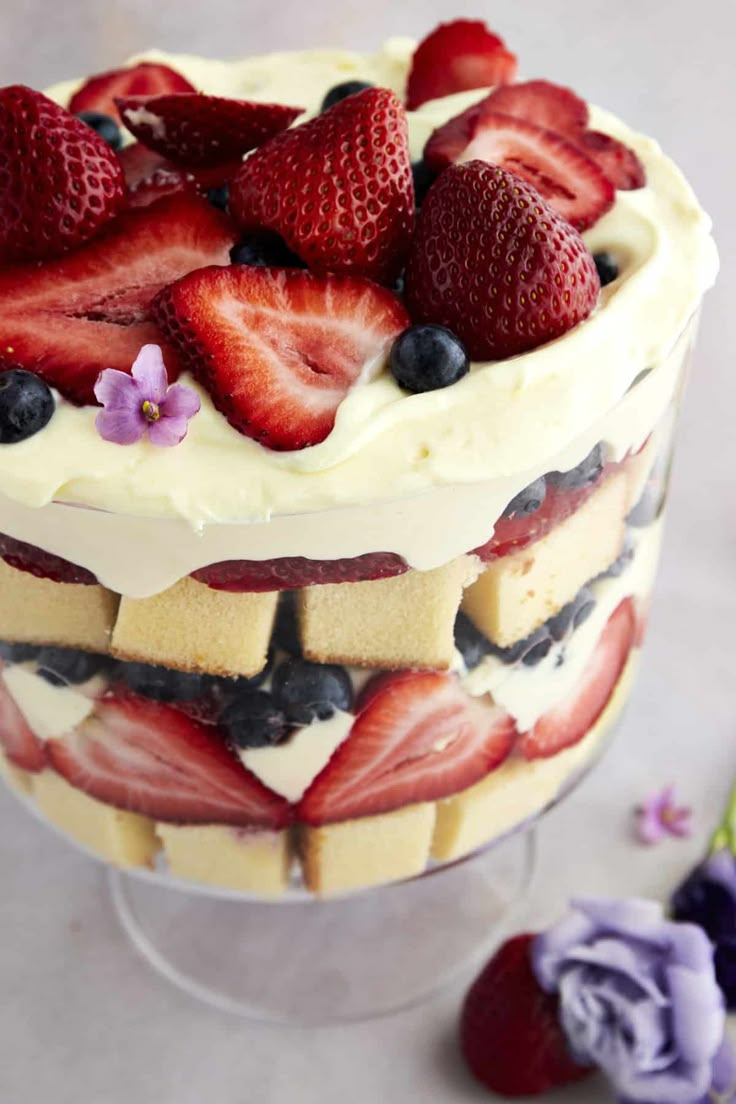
[635,785,693,845]
[94,345,200,447]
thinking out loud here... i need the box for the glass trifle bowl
[0,26,717,1022]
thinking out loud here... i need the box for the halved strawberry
[0,193,235,404]
[117,142,242,207]
[518,598,636,760]
[578,130,646,191]
[0,85,125,263]
[154,265,408,450]
[47,691,291,828]
[0,663,46,773]
[125,166,199,209]
[406,20,518,111]
[229,88,414,284]
[425,109,614,231]
[298,672,515,826]
[0,533,97,585]
[193,551,408,592]
[479,80,589,136]
[117,93,303,167]
[68,62,195,121]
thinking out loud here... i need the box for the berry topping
[594,250,620,287]
[405,162,601,360]
[0,370,54,444]
[390,324,469,393]
[230,88,414,283]
[117,93,302,167]
[68,62,195,121]
[0,533,97,585]
[486,624,553,667]
[502,476,547,519]
[125,166,199,209]
[454,611,493,671]
[154,265,408,450]
[0,664,46,772]
[547,443,604,491]
[406,20,518,111]
[47,691,292,828]
[321,80,374,112]
[122,662,211,703]
[36,647,113,687]
[518,598,635,759]
[0,85,125,263]
[221,689,288,749]
[75,110,124,150]
[460,934,592,1097]
[229,232,305,269]
[547,586,596,642]
[479,79,590,136]
[578,130,647,191]
[411,160,436,208]
[194,550,408,592]
[298,671,515,825]
[0,193,235,404]
[272,658,354,725]
[0,642,41,663]
[425,110,614,232]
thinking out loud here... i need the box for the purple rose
[673,850,736,1009]
[533,898,728,1104]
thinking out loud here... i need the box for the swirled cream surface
[0,40,717,596]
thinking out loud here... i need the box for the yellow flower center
[141,400,160,423]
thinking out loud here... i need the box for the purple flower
[636,786,693,845]
[673,850,736,1010]
[94,345,200,447]
[533,897,729,1104]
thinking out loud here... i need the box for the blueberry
[599,533,635,579]
[390,325,469,393]
[230,233,305,269]
[411,160,436,207]
[272,658,353,725]
[521,636,553,667]
[221,690,288,749]
[36,647,113,687]
[123,662,210,702]
[76,110,123,151]
[0,370,55,444]
[593,252,619,287]
[502,476,547,519]
[488,625,552,666]
[208,649,274,706]
[0,641,41,663]
[273,592,302,656]
[548,587,596,642]
[206,184,230,211]
[321,81,373,112]
[454,612,493,671]
[547,444,604,492]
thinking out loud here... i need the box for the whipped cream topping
[0,41,716,597]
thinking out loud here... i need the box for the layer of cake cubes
[0,432,667,896]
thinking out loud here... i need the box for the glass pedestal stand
[108,829,536,1025]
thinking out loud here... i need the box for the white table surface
[0,0,734,1101]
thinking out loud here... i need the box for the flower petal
[147,414,191,448]
[159,383,201,420]
[130,344,168,403]
[666,962,725,1064]
[96,407,146,445]
[637,807,668,846]
[94,368,143,410]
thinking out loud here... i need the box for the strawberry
[154,265,408,450]
[298,671,515,826]
[68,62,195,121]
[0,533,97,585]
[405,162,601,361]
[0,662,46,773]
[0,193,235,404]
[424,110,614,231]
[125,166,198,209]
[117,142,241,207]
[578,130,646,191]
[478,79,590,136]
[460,934,592,1097]
[193,552,408,591]
[519,598,636,760]
[47,691,292,829]
[406,20,518,111]
[229,88,414,284]
[0,85,125,263]
[117,93,303,167]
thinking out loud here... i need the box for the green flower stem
[711,777,736,855]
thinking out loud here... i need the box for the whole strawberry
[0,85,125,262]
[405,162,600,360]
[460,933,593,1097]
[229,88,414,284]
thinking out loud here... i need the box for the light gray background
[0,1,733,1101]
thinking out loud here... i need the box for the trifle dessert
[0,19,716,899]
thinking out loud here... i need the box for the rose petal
[666,962,725,1064]
[561,938,669,1005]
[147,414,191,448]
[711,1035,736,1097]
[130,344,168,403]
[94,368,143,411]
[96,407,146,445]
[533,911,602,990]
[159,383,201,420]
[614,1055,713,1104]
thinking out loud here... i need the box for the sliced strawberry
[230,88,414,284]
[0,194,235,404]
[68,62,195,122]
[125,166,199,209]
[406,20,518,111]
[0,663,46,773]
[117,142,242,207]
[117,142,170,187]
[460,934,592,1096]
[425,109,614,231]
[479,80,589,136]
[518,598,636,760]
[193,552,409,592]
[0,85,125,263]
[154,265,408,450]
[47,691,291,829]
[0,533,97,585]
[117,93,302,167]
[577,129,647,191]
[406,162,601,360]
[298,672,515,826]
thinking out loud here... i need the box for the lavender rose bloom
[533,898,727,1104]
[673,850,736,1009]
